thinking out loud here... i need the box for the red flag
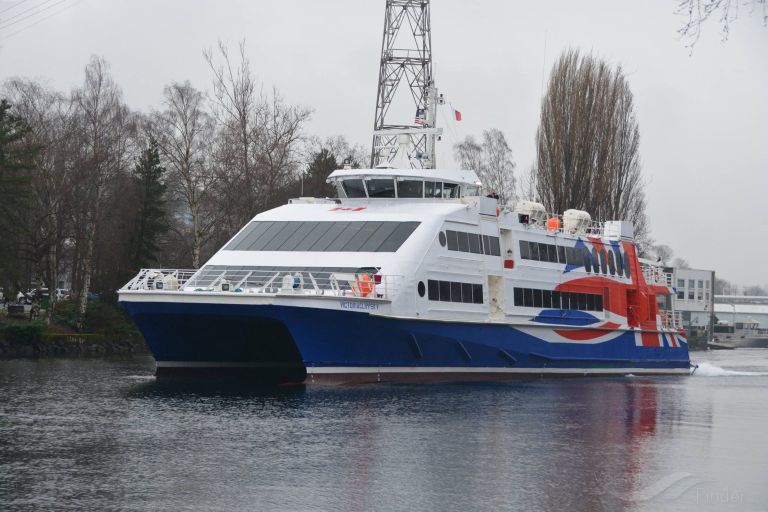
[453,108,462,121]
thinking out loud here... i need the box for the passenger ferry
[118,166,691,383]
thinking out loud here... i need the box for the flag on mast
[414,108,424,125]
[451,106,462,122]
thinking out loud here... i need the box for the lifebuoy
[356,274,374,297]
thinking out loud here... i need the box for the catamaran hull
[120,300,690,383]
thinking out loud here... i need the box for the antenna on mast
[370,0,442,169]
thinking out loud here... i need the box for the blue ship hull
[121,300,691,383]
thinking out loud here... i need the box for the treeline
[0,42,365,328]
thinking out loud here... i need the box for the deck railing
[640,262,673,287]
[121,268,402,300]
[660,310,684,331]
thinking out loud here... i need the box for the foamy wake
[692,362,768,377]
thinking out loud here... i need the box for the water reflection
[3,356,761,512]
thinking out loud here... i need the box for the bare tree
[204,40,311,231]
[677,0,767,46]
[454,129,516,205]
[653,244,674,265]
[2,78,76,321]
[71,57,131,330]
[152,81,218,269]
[535,49,648,241]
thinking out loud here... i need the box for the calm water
[1,351,767,512]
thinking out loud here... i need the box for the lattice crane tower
[370,0,443,169]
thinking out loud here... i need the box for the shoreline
[0,333,147,359]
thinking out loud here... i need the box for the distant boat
[711,319,768,349]
[118,167,690,383]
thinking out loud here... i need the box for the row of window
[440,230,502,256]
[426,280,484,304]
[513,287,604,311]
[519,240,631,278]
[224,221,420,252]
[340,178,470,199]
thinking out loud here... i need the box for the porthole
[438,231,447,247]
[418,281,426,297]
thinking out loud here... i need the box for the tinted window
[447,230,459,251]
[520,240,531,260]
[482,235,491,255]
[582,247,592,273]
[468,233,482,254]
[530,242,540,261]
[439,280,451,301]
[614,249,623,276]
[397,180,423,198]
[227,221,418,252]
[425,181,442,198]
[377,222,420,252]
[542,289,552,308]
[547,244,557,263]
[472,284,483,304]
[489,237,501,256]
[514,287,524,306]
[443,182,460,198]
[533,289,543,308]
[428,280,439,300]
[607,250,616,275]
[450,282,462,303]
[551,291,561,309]
[600,250,608,274]
[366,179,396,198]
[342,179,366,198]
[461,283,473,304]
[557,246,566,264]
[457,231,470,252]
[357,222,399,252]
[624,252,631,278]
[523,288,534,307]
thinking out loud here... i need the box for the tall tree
[153,81,218,269]
[535,49,648,241]
[131,137,168,269]
[302,148,338,198]
[454,129,516,205]
[0,98,38,296]
[71,56,131,330]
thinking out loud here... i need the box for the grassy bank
[0,300,147,358]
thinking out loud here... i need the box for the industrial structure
[371,0,443,169]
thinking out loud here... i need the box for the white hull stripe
[155,362,690,375]
[305,366,690,375]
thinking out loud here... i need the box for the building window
[677,279,685,288]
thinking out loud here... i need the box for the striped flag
[414,108,424,125]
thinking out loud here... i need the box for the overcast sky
[0,0,766,286]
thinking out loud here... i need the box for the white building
[714,295,768,329]
[670,267,715,341]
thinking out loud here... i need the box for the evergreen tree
[303,148,337,198]
[0,99,39,292]
[131,137,168,269]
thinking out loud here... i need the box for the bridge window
[397,180,424,198]
[342,179,366,198]
[365,178,396,198]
